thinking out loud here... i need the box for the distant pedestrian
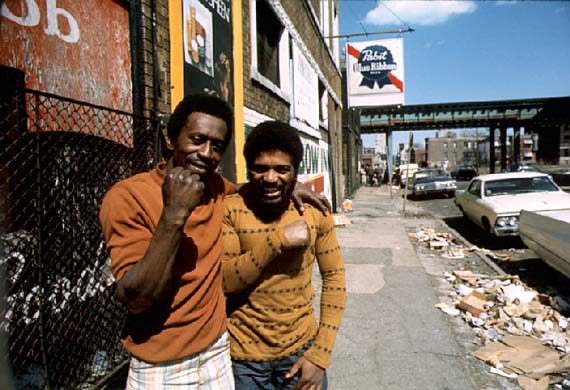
[365,164,374,187]
[373,164,383,187]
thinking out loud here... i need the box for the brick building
[426,136,480,168]
[240,0,344,207]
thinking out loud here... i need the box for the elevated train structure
[359,96,570,173]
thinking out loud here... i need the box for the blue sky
[339,0,570,148]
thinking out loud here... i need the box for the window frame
[249,0,291,102]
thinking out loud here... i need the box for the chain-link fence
[0,86,161,388]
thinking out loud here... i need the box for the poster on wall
[291,43,319,138]
[182,0,233,103]
[345,38,404,107]
[298,135,332,202]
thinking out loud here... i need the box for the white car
[454,172,570,237]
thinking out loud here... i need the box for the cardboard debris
[441,269,570,385]
[517,375,549,390]
[333,213,351,227]
[453,270,489,285]
[341,198,353,212]
[435,302,461,317]
[473,335,570,379]
[457,291,491,316]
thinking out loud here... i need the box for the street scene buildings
[1,1,570,388]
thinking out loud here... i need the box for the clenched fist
[282,220,310,249]
[162,162,205,225]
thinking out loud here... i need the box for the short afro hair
[167,93,233,145]
[244,121,304,172]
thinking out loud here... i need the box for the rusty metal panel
[1,0,132,114]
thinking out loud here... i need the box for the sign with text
[346,38,404,107]
[298,135,332,203]
[291,43,319,138]
[182,0,233,103]
[0,0,132,113]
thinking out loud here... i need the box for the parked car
[450,166,478,181]
[394,163,419,188]
[511,163,542,173]
[454,172,570,237]
[410,169,457,199]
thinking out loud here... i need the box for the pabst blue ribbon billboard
[346,38,404,107]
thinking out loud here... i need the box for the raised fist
[282,220,310,249]
[162,164,205,224]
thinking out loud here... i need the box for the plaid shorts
[126,331,234,389]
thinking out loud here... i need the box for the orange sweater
[99,163,235,362]
[221,193,346,369]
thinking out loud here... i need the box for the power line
[326,27,414,40]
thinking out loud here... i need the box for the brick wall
[241,0,345,207]
[138,0,171,117]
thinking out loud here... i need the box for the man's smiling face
[249,150,296,208]
[171,112,228,179]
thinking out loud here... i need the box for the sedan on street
[410,169,457,199]
[454,172,570,237]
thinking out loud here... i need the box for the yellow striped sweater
[221,193,346,369]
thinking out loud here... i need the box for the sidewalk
[326,185,519,390]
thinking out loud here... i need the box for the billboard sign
[291,43,319,138]
[182,0,233,103]
[346,38,404,107]
[298,135,332,203]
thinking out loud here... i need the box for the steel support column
[500,125,507,172]
[489,126,496,173]
[513,125,521,168]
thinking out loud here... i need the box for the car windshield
[484,176,559,196]
[413,170,450,184]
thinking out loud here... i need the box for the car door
[462,180,483,226]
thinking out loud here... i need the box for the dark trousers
[232,343,328,390]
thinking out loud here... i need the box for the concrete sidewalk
[325,185,518,390]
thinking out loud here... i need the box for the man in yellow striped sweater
[221,121,346,390]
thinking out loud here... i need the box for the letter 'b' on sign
[1,0,80,43]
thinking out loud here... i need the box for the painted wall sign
[291,42,319,138]
[298,135,332,202]
[182,0,233,103]
[1,0,133,146]
[346,38,404,107]
[0,0,132,112]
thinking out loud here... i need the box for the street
[327,184,570,389]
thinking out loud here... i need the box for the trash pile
[436,270,570,389]
[409,227,520,262]
[409,227,466,259]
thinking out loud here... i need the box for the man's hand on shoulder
[291,182,331,216]
[285,356,325,390]
[162,160,205,224]
[282,221,310,250]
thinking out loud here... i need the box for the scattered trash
[333,214,351,227]
[457,291,491,317]
[439,269,570,386]
[341,198,353,212]
[435,302,461,316]
[517,375,549,390]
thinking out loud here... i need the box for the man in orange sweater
[222,121,346,390]
[100,95,329,388]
